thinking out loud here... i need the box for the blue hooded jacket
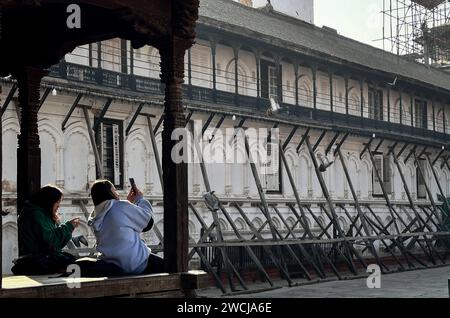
[88,196,153,274]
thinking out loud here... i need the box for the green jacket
[18,202,74,256]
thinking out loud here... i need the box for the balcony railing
[49,62,449,144]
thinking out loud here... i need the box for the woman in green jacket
[12,185,80,275]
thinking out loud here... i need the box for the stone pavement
[198,265,450,298]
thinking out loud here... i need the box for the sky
[315,0,385,50]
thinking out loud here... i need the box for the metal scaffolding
[382,0,450,67]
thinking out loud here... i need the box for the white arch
[348,90,360,116]
[225,59,251,95]
[218,218,229,232]
[285,216,296,230]
[271,217,282,229]
[63,124,93,192]
[38,119,63,143]
[298,76,313,108]
[234,217,247,231]
[39,122,61,186]
[360,159,371,198]
[126,133,150,190]
[2,222,18,274]
[252,217,264,230]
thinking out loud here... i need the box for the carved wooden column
[159,39,190,273]
[15,67,48,214]
[0,93,2,288]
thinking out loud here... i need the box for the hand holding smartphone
[129,178,137,193]
[128,178,141,203]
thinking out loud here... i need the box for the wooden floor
[0,270,207,298]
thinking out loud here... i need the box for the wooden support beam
[228,117,246,146]
[202,113,215,136]
[219,204,273,287]
[374,139,384,154]
[258,204,314,281]
[337,148,386,271]
[191,118,246,291]
[61,93,83,131]
[278,140,327,278]
[185,111,194,126]
[208,115,226,143]
[244,136,294,285]
[367,149,428,268]
[305,136,359,275]
[386,142,399,157]
[37,87,51,112]
[147,116,163,190]
[296,128,311,153]
[360,136,374,159]
[154,113,165,134]
[364,205,416,269]
[333,132,349,156]
[82,106,104,178]
[440,154,449,170]
[92,98,113,132]
[425,154,450,225]
[325,133,340,156]
[313,130,327,152]
[266,123,279,143]
[125,103,145,136]
[432,148,446,166]
[233,203,302,281]
[283,126,298,151]
[396,143,409,158]
[391,151,443,265]
[404,145,417,164]
[417,146,429,160]
[0,83,17,118]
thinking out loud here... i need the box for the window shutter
[383,156,392,194]
[417,160,427,199]
[261,60,269,99]
[372,155,383,196]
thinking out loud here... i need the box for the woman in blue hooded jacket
[86,179,163,275]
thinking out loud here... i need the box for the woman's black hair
[91,180,117,206]
[30,185,63,218]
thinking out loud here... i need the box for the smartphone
[129,178,137,192]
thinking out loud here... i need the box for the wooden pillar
[276,56,283,104]
[0,104,2,288]
[256,51,261,99]
[159,38,190,273]
[15,67,48,214]
[294,62,299,107]
[345,74,349,116]
[329,70,334,113]
[210,39,217,102]
[387,86,391,124]
[187,48,193,99]
[312,65,317,111]
[399,89,403,125]
[443,104,447,134]
[432,98,436,132]
[233,46,240,105]
[359,78,364,118]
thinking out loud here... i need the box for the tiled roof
[199,0,450,92]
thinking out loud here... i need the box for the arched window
[225,60,248,95]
